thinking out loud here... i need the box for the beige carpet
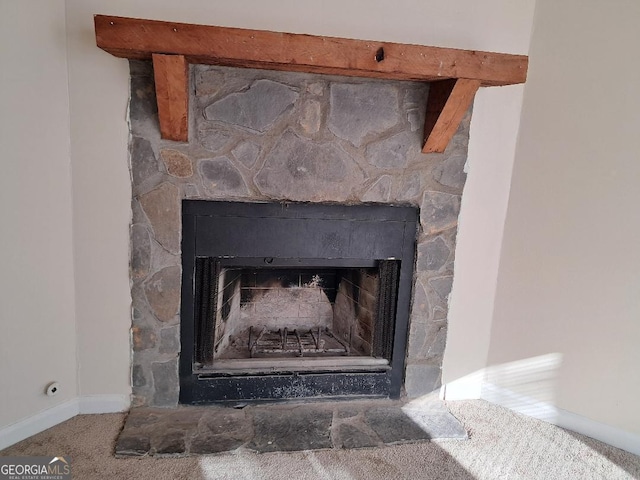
[2,400,639,479]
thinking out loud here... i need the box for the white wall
[443,85,530,397]
[489,0,640,435]
[64,0,535,404]
[0,0,78,427]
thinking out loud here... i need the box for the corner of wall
[0,395,130,451]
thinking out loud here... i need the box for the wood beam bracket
[423,78,481,153]
[152,53,188,142]
[95,15,527,150]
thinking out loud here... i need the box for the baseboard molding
[481,382,640,456]
[554,407,640,457]
[441,371,485,400]
[78,394,130,414]
[0,399,79,451]
[0,394,130,451]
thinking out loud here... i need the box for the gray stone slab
[152,429,186,455]
[426,324,447,357]
[417,237,450,272]
[362,176,392,203]
[122,409,163,429]
[401,403,467,440]
[404,364,442,398]
[232,142,260,169]
[144,266,181,323]
[151,360,179,406]
[336,423,379,449]
[191,433,247,454]
[132,364,147,388]
[328,83,398,146]
[159,326,180,355]
[365,407,432,444]
[205,79,298,132]
[248,408,333,452]
[130,137,159,187]
[139,182,180,254]
[198,409,250,436]
[255,130,364,202]
[157,408,204,430]
[407,322,428,358]
[191,410,251,454]
[410,281,431,322]
[128,74,158,134]
[421,191,461,235]
[366,131,416,169]
[130,224,151,280]
[397,172,422,201]
[199,157,248,196]
[129,59,153,77]
[197,125,232,153]
[429,276,454,302]
[435,153,467,190]
[195,68,224,96]
[115,433,150,457]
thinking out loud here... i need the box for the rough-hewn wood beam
[95,15,527,87]
[95,15,527,146]
[152,53,188,142]
[423,78,480,153]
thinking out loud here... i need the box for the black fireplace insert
[180,201,417,403]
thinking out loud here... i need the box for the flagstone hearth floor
[115,397,467,457]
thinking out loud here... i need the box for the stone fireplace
[129,60,469,407]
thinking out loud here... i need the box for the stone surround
[128,60,470,407]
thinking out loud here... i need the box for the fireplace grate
[248,326,350,357]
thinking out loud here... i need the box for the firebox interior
[214,267,376,360]
[194,258,401,374]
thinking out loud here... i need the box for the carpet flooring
[2,400,639,479]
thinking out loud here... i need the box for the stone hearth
[116,398,467,456]
[128,60,470,406]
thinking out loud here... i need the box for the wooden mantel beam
[95,15,527,86]
[94,15,528,148]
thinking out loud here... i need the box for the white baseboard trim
[481,382,640,457]
[0,399,79,451]
[78,394,130,414]
[442,371,485,400]
[0,394,130,451]
[554,407,640,457]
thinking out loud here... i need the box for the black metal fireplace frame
[180,201,417,403]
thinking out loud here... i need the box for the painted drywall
[489,0,640,434]
[443,85,529,398]
[64,0,535,402]
[0,1,78,428]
